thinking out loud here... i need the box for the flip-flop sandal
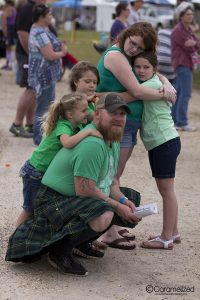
[92,240,108,250]
[118,229,135,241]
[141,237,173,250]
[148,234,181,244]
[103,238,136,250]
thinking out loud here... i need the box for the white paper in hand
[134,203,158,218]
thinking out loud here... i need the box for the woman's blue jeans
[171,66,193,127]
[33,84,55,145]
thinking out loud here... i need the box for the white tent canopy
[96,2,117,32]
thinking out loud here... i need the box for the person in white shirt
[127,0,143,26]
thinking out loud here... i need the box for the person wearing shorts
[148,137,181,179]
[1,0,16,70]
[133,51,181,250]
[9,0,45,138]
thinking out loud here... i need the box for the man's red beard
[98,119,125,142]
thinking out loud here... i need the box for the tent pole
[70,0,78,42]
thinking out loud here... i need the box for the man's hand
[115,202,140,224]
[123,199,136,212]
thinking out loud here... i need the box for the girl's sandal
[141,236,173,250]
[148,234,181,244]
[172,234,181,244]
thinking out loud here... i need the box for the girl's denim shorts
[120,119,141,148]
[19,160,44,211]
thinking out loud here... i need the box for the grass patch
[59,29,100,65]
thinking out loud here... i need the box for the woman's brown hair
[117,22,158,54]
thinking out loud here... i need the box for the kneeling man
[6,93,140,276]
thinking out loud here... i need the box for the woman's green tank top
[96,46,143,121]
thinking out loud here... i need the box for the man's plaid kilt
[5,185,140,262]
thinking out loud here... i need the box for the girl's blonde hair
[69,61,100,91]
[42,92,86,136]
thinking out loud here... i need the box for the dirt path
[0,70,199,300]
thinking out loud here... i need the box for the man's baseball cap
[95,93,131,114]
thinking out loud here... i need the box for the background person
[127,0,143,26]
[28,4,67,145]
[6,93,140,276]
[1,0,16,70]
[9,0,46,139]
[110,2,130,45]
[157,26,176,86]
[93,3,130,55]
[175,0,199,33]
[0,2,6,62]
[171,1,200,132]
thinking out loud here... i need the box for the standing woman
[1,0,16,70]
[28,4,67,145]
[110,2,130,45]
[97,22,176,184]
[171,2,200,132]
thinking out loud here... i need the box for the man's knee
[89,211,114,232]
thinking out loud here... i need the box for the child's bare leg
[142,178,178,249]
[156,178,179,240]
[172,205,179,236]
[16,209,32,227]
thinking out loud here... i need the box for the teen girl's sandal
[141,237,173,250]
[172,234,181,244]
[148,234,181,244]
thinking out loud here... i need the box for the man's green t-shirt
[30,119,82,173]
[42,123,120,197]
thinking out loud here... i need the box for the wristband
[119,196,128,204]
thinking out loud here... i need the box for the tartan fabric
[5,185,140,262]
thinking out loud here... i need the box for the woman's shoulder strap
[105,46,123,53]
